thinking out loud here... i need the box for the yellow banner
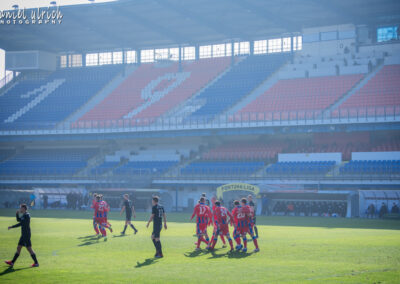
[216,183,260,199]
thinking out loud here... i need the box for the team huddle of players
[191,194,260,253]
[91,193,113,239]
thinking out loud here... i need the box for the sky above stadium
[0,0,116,10]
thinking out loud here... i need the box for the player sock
[220,235,226,244]
[205,237,210,245]
[211,238,218,249]
[156,241,163,255]
[253,237,259,249]
[235,236,241,245]
[228,238,234,249]
[129,224,137,232]
[122,225,127,234]
[254,226,259,238]
[30,253,38,264]
[93,223,100,235]
[152,238,157,249]
[100,227,107,236]
[197,237,201,248]
[243,237,247,249]
[199,236,208,244]
[11,252,19,263]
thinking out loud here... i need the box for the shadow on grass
[227,251,254,259]
[112,234,128,238]
[135,258,158,268]
[184,249,210,258]
[206,249,254,259]
[77,237,103,246]
[77,235,99,239]
[0,266,31,276]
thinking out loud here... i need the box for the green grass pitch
[0,209,399,283]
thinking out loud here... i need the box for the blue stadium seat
[114,161,178,175]
[266,161,335,175]
[181,161,264,176]
[0,148,97,176]
[340,160,400,175]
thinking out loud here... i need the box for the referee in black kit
[120,194,138,235]
[5,204,39,267]
[146,196,167,258]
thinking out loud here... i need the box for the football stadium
[0,0,400,283]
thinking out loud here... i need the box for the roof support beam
[113,4,187,47]
[153,0,244,41]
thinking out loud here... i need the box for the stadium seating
[186,53,290,120]
[237,74,363,120]
[0,65,122,130]
[202,141,286,160]
[340,160,400,175]
[333,64,400,117]
[0,149,16,162]
[0,148,97,176]
[91,161,120,175]
[114,161,178,175]
[78,58,230,123]
[181,161,264,176]
[266,161,335,175]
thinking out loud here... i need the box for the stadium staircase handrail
[0,71,21,96]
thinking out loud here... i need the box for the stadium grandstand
[0,0,399,219]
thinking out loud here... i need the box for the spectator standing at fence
[379,203,388,218]
[391,203,399,214]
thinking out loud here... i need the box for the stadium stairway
[252,163,270,177]
[322,60,385,117]
[4,79,66,123]
[74,150,112,177]
[160,58,241,120]
[220,58,290,118]
[163,145,207,177]
[0,75,21,97]
[63,64,138,126]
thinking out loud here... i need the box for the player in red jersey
[94,195,112,239]
[91,193,100,235]
[211,201,227,247]
[190,197,212,250]
[240,198,259,253]
[208,200,234,251]
[99,195,113,234]
[231,200,241,248]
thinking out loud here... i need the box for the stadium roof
[0,0,399,53]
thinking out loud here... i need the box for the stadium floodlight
[12,4,19,9]
[88,0,95,3]
[50,1,57,6]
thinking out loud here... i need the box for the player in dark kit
[120,194,138,235]
[146,196,167,258]
[5,204,39,267]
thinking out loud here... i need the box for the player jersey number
[199,206,207,215]
[158,207,164,218]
